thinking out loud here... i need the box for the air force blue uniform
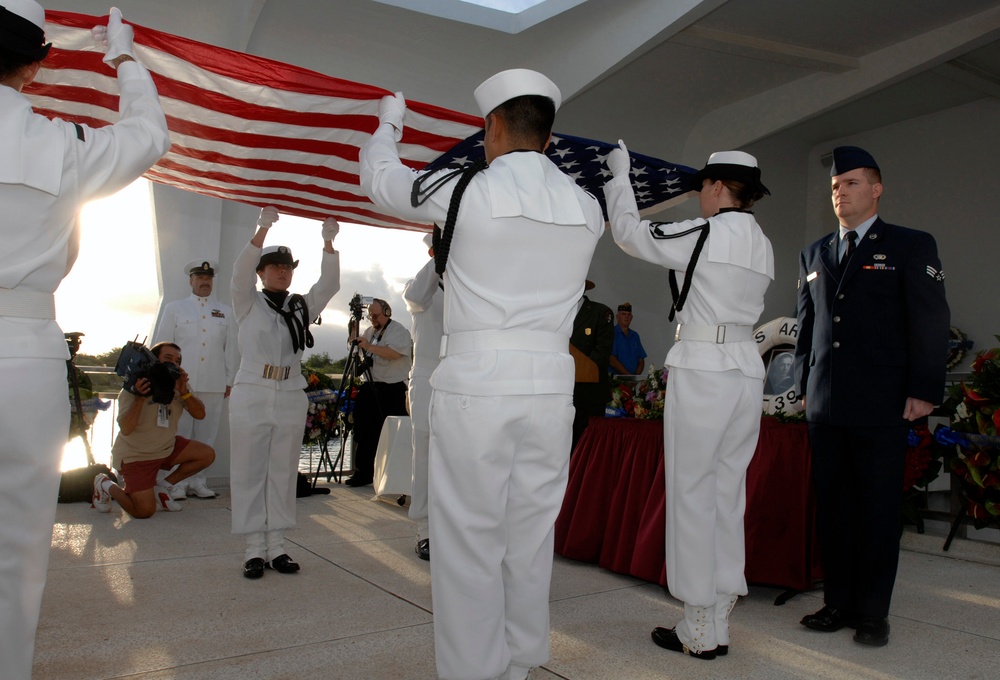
[796,218,949,427]
[795,216,949,620]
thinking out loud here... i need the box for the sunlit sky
[55,179,431,361]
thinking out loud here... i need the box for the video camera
[114,339,181,405]
[349,293,375,322]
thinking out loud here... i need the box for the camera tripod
[65,332,96,467]
[310,331,372,488]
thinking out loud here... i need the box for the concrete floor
[34,484,1000,679]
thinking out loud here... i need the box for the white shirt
[403,257,443,378]
[605,173,774,379]
[154,294,238,392]
[0,62,170,359]
[361,126,604,397]
[231,242,340,390]
[362,319,412,384]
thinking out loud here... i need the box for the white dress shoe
[188,478,217,498]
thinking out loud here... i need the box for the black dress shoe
[344,476,372,487]
[800,605,857,632]
[716,645,728,656]
[267,554,300,574]
[650,627,717,660]
[415,538,430,561]
[853,617,889,647]
[242,558,265,579]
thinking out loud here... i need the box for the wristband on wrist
[180,392,193,400]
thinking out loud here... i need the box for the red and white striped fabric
[24,11,482,232]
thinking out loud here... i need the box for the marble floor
[34,483,1000,679]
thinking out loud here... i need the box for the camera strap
[263,291,314,354]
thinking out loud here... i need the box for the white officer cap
[474,68,562,118]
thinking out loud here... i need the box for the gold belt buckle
[262,364,290,380]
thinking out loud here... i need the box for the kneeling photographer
[345,297,412,487]
[93,342,215,518]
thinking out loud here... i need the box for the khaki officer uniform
[0,4,170,676]
[606,152,774,654]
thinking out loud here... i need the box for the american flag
[27,11,695,232]
[423,130,697,219]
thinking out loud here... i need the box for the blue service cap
[830,146,879,176]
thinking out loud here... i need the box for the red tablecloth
[554,416,823,591]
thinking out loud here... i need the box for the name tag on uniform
[157,404,171,428]
[806,271,818,282]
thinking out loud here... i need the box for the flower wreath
[946,326,974,371]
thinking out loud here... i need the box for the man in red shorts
[93,342,215,517]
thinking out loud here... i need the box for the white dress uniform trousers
[403,257,443,533]
[0,57,169,679]
[606,172,774,652]
[229,241,339,560]
[362,121,603,680]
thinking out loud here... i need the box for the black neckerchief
[262,289,314,354]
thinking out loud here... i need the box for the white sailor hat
[1,0,52,61]
[184,259,217,277]
[2,0,45,29]
[691,150,770,196]
[256,245,298,271]
[473,68,562,118]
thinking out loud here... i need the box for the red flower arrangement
[940,336,1000,528]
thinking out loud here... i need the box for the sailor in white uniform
[605,147,774,660]
[229,207,340,579]
[0,4,170,677]
[153,260,239,498]
[401,234,442,561]
[361,69,604,680]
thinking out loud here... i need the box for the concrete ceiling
[48,0,1000,165]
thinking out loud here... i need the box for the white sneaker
[169,483,187,501]
[155,485,183,512]
[92,473,112,513]
[188,478,217,498]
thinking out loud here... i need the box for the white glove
[92,8,136,66]
[378,92,406,142]
[607,140,631,180]
[322,217,340,242]
[257,206,279,229]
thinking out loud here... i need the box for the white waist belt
[440,329,567,357]
[0,288,56,320]
[242,361,292,380]
[675,323,753,344]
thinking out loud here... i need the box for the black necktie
[840,231,857,272]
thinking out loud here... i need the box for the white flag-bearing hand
[257,206,280,229]
[322,217,340,242]
[608,139,631,180]
[379,92,407,142]
[92,8,135,65]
